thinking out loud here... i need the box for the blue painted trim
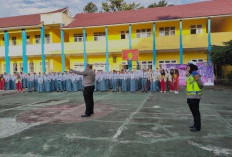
[83,28,87,70]
[208,18,211,63]
[4,31,10,74]
[179,20,183,64]
[153,22,156,69]
[105,26,109,72]
[129,24,132,50]
[60,24,65,72]
[128,60,132,71]
[22,29,28,73]
[40,26,46,73]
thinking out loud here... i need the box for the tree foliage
[148,0,173,8]
[211,40,232,66]
[102,0,143,12]
[83,2,98,13]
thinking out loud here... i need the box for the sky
[0,0,208,18]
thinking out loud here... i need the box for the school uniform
[37,75,44,93]
[27,75,34,92]
[62,74,66,91]
[141,72,148,92]
[4,75,10,90]
[66,74,72,92]
[44,75,51,92]
[11,75,17,90]
[71,74,78,92]
[112,73,118,92]
[130,74,136,92]
[121,74,127,92]
[57,74,63,92]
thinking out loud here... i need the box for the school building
[0,0,232,74]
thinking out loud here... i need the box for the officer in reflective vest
[186,61,203,132]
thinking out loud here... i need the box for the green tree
[211,40,232,66]
[102,0,143,12]
[211,40,232,78]
[83,2,98,13]
[148,0,173,8]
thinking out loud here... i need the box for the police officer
[186,61,203,132]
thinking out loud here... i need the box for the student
[130,72,136,92]
[121,72,127,92]
[168,69,174,92]
[71,73,78,92]
[141,70,148,92]
[44,74,51,92]
[160,69,166,92]
[4,74,10,90]
[27,73,33,92]
[173,69,179,94]
[66,73,72,92]
[57,73,63,92]
[112,71,118,92]
[16,74,23,93]
[37,74,44,93]
[0,74,5,91]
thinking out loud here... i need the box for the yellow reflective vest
[186,75,202,96]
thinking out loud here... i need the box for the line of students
[0,68,179,93]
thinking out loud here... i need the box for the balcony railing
[211,32,232,46]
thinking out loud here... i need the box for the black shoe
[81,114,90,117]
[190,127,201,132]
[190,125,195,129]
[90,112,94,115]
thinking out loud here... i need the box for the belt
[84,84,94,87]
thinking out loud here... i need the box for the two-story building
[0,0,232,74]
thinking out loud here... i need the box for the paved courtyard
[0,87,232,157]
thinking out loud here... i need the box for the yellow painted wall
[182,19,207,35]
[183,51,208,64]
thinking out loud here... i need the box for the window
[120,31,129,39]
[192,59,204,63]
[159,27,175,36]
[2,37,4,46]
[74,63,84,71]
[27,36,30,45]
[159,60,177,66]
[12,37,17,46]
[29,62,34,73]
[140,61,153,70]
[94,63,106,71]
[35,35,41,44]
[20,63,23,72]
[74,34,87,42]
[45,34,51,44]
[13,63,17,72]
[40,62,49,72]
[136,29,151,38]
[94,32,105,41]
[190,25,203,34]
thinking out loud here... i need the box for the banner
[162,62,214,86]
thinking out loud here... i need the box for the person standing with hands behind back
[186,61,203,132]
[69,64,96,118]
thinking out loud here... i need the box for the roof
[0,7,68,29]
[65,0,232,28]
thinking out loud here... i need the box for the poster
[162,62,214,86]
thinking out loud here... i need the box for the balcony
[211,32,232,46]
[183,34,208,49]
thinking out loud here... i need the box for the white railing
[9,45,23,57]
[27,44,41,56]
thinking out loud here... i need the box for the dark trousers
[187,99,201,129]
[83,85,95,115]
